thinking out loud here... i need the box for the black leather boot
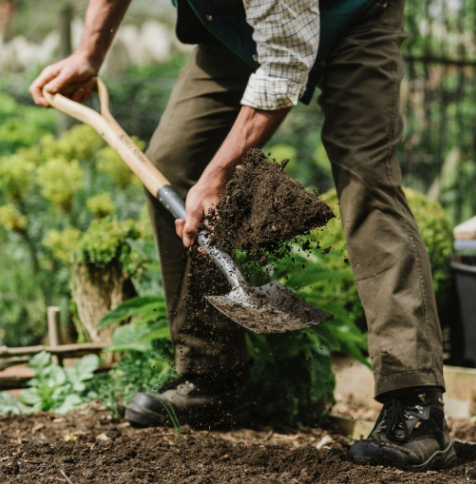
[125,367,249,429]
[349,388,457,470]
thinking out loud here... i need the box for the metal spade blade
[206,281,333,334]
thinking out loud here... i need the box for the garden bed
[1,408,476,483]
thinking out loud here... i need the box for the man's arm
[175,105,290,248]
[30,0,132,107]
[176,0,320,247]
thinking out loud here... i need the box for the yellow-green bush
[87,193,116,219]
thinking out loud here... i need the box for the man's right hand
[29,51,99,108]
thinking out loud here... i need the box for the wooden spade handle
[43,79,251,292]
[42,78,171,199]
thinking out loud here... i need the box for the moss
[73,218,148,277]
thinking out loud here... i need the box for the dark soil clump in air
[204,148,334,258]
[0,410,474,484]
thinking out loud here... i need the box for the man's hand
[175,105,290,248]
[175,174,227,248]
[29,0,132,107]
[29,51,98,107]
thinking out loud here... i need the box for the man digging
[30,0,456,470]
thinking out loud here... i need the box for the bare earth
[1,408,476,483]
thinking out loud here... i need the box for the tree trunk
[71,264,135,345]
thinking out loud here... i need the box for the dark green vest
[173,0,378,104]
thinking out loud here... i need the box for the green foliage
[90,348,175,419]
[87,193,116,219]
[37,158,84,211]
[96,143,143,189]
[73,218,149,278]
[98,296,166,330]
[0,92,58,156]
[0,93,149,346]
[0,204,27,231]
[43,227,81,263]
[0,352,100,415]
[99,57,188,141]
[246,331,336,424]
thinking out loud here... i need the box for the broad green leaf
[56,394,82,414]
[138,326,170,343]
[108,324,152,352]
[75,354,100,379]
[20,388,42,405]
[0,392,32,415]
[97,296,165,328]
[28,351,51,371]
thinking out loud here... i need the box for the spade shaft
[43,79,332,333]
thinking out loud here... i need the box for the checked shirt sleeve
[241,0,320,111]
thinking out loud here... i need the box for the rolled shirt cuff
[241,72,305,110]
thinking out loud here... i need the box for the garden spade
[43,79,332,334]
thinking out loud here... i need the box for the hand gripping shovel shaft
[43,79,332,333]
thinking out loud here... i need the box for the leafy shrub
[74,218,148,277]
[0,92,58,155]
[0,351,100,415]
[87,193,116,219]
[90,348,175,419]
[0,96,148,346]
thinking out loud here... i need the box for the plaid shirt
[241,0,320,111]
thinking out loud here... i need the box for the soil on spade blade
[1,409,476,484]
[204,149,334,258]
[183,149,335,332]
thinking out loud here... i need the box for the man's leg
[317,0,454,469]
[318,0,443,400]
[126,42,255,429]
[144,42,253,376]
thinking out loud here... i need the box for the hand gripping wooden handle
[42,79,174,204]
[43,80,256,290]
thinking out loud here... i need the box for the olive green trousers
[145,0,445,399]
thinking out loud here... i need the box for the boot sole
[350,440,458,471]
[412,441,457,471]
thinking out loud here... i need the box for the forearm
[202,106,290,184]
[78,0,133,69]
[177,105,290,247]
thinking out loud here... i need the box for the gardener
[30,0,456,470]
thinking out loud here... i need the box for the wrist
[202,164,235,189]
[75,47,103,72]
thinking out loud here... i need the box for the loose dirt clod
[205,149,334,258]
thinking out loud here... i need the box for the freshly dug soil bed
[205,149,334,257]
[1,409,476,484]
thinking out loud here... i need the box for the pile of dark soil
[205,149,334,257]
[1,410,475,484]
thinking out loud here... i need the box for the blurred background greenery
[0,0,473,421]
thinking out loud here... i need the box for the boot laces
[377,398,422,443]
